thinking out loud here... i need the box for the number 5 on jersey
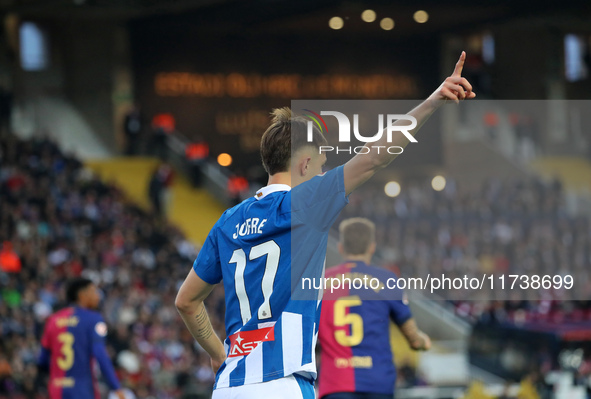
[229,240,280,325]
[334,296,364,347]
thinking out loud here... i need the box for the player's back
[216,188,292,336]
[42,306,105,399]
[318,261,412,398]
[193,166,349,388]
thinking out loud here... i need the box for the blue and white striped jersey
[193,165,348,389]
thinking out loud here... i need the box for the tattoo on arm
[194,305,213,340]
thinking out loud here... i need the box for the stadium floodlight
[217,153,233,167]
[384,181,401,197]
[361,10,376,23]
[329,17,344,30]
[431,175,446,191]
[413,10,429,23]
[380,18,395,31]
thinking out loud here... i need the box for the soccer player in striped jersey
[175,52,474,399]
[39,278,125,399]
[318,218,430,399]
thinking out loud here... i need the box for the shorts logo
[228,326,275,358]
[95,322,108,337]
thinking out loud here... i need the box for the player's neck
[267,172,291,187]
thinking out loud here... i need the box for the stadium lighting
[361,10,376,23]
[384,181,401,197]
[380,18,395,31]
[329,17,344,30]
[413,10,429,23]
[431,175,446,191]
[217,153,233,167]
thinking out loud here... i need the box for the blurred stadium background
[1,0,591,398]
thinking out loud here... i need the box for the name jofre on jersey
[232,218,268,239]
[228,326,275,357]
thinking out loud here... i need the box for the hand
[410,331,431,351]
[417,331,432,351]
[429,51,476,105]
[211,354,226,374]
[114,389,126,399]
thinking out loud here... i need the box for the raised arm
[175,269,226,372]
[343,51,475,195]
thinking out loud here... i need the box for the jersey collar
[346,260,369,268]
[255,184,291,200]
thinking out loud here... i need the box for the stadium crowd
[2,134,590,398]
[338,175,591,321]
[0,136,225,399]
[338,175,591,397]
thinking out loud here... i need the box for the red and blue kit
[318,261,412,398]
[39,307,120,399]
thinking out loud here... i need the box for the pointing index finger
[452,51,466,77]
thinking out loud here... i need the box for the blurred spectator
[185,142,209,162]
[150,113,175,160]
[483,111,500,142]
[512,113,538,161]
[0,86,12,136]
[227,174,249,206]
[0,241,21,273]
[123,104,143,156]
[148,163,175,218]
[185,141,209,187]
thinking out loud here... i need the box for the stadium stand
[1,132,590,398]
[336,176,591,398]
[0,135,225,399]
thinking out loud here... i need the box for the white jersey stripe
[244,341,264,384]
[281,312,303,373]
[216,357,239,388]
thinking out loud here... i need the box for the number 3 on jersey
[57,332,75,370]
[229,240,280,325]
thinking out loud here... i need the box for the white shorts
[212,374,315,399]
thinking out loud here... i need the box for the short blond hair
[339,218,376,255]
[260,107,327,175]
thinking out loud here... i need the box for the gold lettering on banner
[334,356,374,369]
[215,110,271,151]
[155,73,417,98]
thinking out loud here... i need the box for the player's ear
[368,242,377,256]
[337,242,345,257]
[300,156,312,177]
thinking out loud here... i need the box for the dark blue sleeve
[388,293,412,326]
[292,165,349,231]
[38,347,50,370]
[92,342,121,390]
[192,220,222,284]
[378,270,412,326]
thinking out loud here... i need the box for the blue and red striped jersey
[318,261,412,397]
[40,306,119,399]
